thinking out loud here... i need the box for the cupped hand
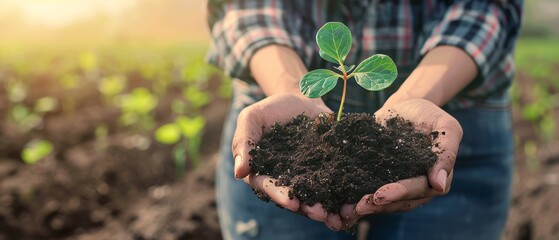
[337,98,463,229]
[231,93,346,227]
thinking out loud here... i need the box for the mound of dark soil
[249,113,438,213]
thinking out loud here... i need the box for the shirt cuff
[207,24,293,82]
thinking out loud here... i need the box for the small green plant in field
[35,97,58,113]
[299,22,398,121]
[183,86,211,109]
[117,88,158,132]
[99,75,127,101]
[8,105,41,131]
[22,139,54,164]
[155,116,206,177]
[181,57,215,84]
[5,79,59,132]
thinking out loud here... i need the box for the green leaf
[176,116,206,139]
[300,69,341,98]
[7,81,27,103]
[351,54,397,91]
[99,75,126,97]
[316,22,352,64]
[181,57,215,83]
[183,86,211,109]
[35,97,58,113]
[522,103,544,121]
[155,123,181,144]
[22,140,53,164]
[319,50,339,64]
[120,88,158,114]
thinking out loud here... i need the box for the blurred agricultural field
[0,42,229,239]
[505,38,559,240]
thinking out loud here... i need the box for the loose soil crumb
[249,113,438,213]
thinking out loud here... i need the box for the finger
[340,203,357,221]
[325,213,343,231]
[356,197,431,215]
[371,176,441,205]
[232,106,264,179]
[339,204,359,230]
[300,203,328,222]
[245,174,299,211]
[429,114,462,192]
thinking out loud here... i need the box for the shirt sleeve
[420,0,522,99]
[206,0,309,82]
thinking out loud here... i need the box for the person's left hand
[327,98,463,230]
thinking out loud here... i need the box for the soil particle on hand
[249,113,437,213]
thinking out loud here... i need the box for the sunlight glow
[0,0,135,27]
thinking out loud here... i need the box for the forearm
[249,45,308,96]
[385,46,478,108]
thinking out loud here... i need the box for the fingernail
[374,197,391,205]
[355,201,366,214]
[374,186,399,205]
[234,155,242,179]
[373,192,389,205]
[437,169,448,190]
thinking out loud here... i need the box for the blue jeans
[216,81,514,240]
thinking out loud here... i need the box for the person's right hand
[232,93,348,228]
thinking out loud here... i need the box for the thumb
[231,106,264,179]
[428,114,462,192]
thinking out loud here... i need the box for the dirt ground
[0,72,557,240]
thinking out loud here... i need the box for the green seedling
[300,22,398,121]
[155,115,206,177]
[118,87,158,132]
[35,97,58,113]
[22,139,54,165]
[184,86,211,109]
[5,78,58,132]
[99,75,127,100]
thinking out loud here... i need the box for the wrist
[250,45,308,97]
[383,89,432,110]
[384,46,477,109]
[269,69,305,96]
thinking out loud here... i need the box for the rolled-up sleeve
[206,0,307,82]
[420,0,522,99]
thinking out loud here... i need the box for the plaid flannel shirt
[206,0,522,109]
